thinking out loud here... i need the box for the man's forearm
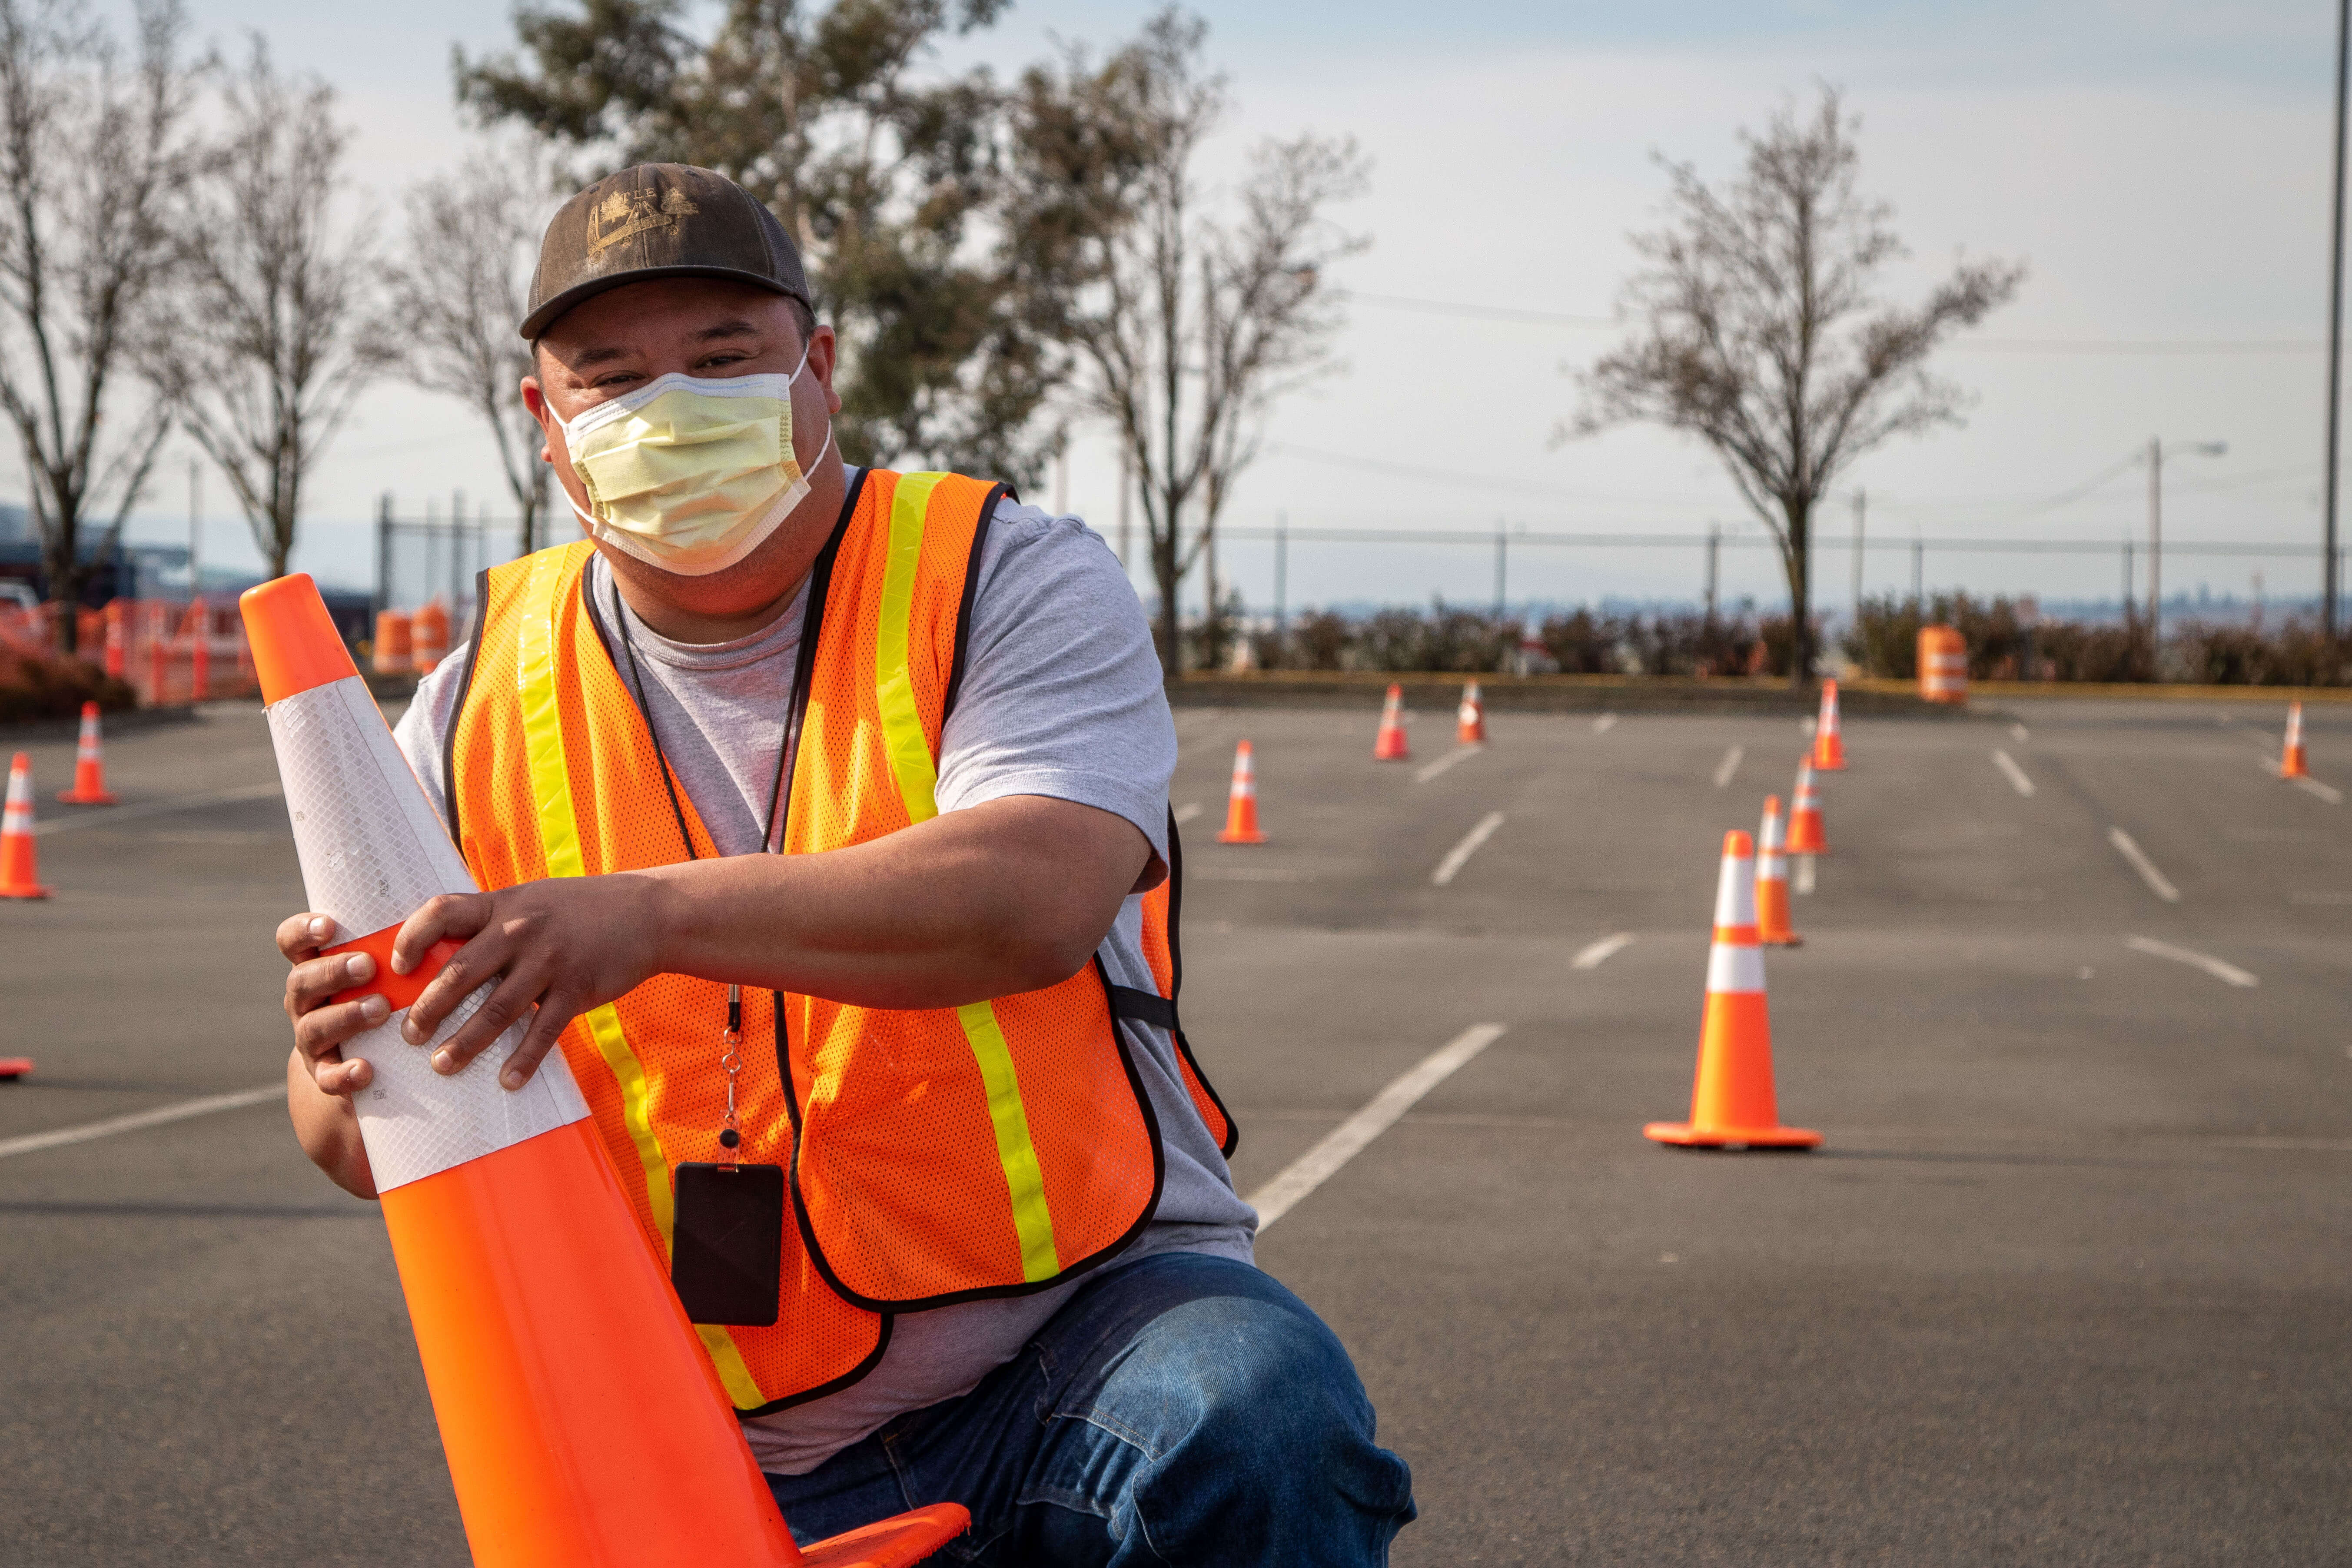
[286,1048,377,1199]
[644,794,1147,1009]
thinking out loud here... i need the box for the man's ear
[807,323,842,417]
[522,377,556,465]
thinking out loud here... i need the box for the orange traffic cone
[56,702,117,805]
[1,753,51,900]
[1786,757,1829,855]
[1373,683,1410,761]
[1457,680,1486,744]
[1216,740,1267,843]
[1756,795,1802,948]
[1812,679,1845,770]
[0,1057,29,1079]
[241,575,967,1568]
[2281,702,2308,780]
[1644,830,1820,1150]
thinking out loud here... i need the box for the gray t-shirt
[391,476,1254,1475]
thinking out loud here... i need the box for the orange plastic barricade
[1216,739,1267,844]
[1918,625,1967,704]
[242,574,967,1568]
[374,609,413,675]
[1812,680,1845,770]
[1643,830,1820,1150]
[1,752,52,899]
[1456,680,1486,744]
[410,600,450,675]
[1372,684,1409,761]
[56,701,117,805]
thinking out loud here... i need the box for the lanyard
[609,569,795,1163]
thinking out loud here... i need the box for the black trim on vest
[1107,985,1176,1031]
[440,567,493,842]
[728,1310,895,1420]
[940,480,1007,724]
[782,953,1167,1316]
[1158,807,1237,1156]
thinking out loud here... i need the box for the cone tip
[9,751,25,769]
[1763,794,1781,813]
[240,575,359,705]
[1723,828,1753,858]
[80,700,97,718]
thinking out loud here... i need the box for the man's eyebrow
[571,344,633,368]
[693,319,762,343]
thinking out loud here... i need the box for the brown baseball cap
[519,163,813,340]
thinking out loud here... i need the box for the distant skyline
[80,1,2352,613]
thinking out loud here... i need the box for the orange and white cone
[0,1056,29,1079]
[1457,680,1486,744]
[1786,757,1829,856]
[1216,740,1267,844]
[56,702,117,805]
[1643,830,1820,1150]
[1,752,52,899]
[241,575,967,1568]
[1812,679,1846,771]
[1373,683,1411,761]
[2281,702,2308,780]
[1756,795,1801,948]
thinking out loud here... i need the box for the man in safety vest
[273,163,1414,1561]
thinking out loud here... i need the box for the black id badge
[670,1163,784,1326]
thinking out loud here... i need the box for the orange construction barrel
[1918,625,1968,705]
[410,601,449,676]
[374,610,412,676]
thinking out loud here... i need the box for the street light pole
[2328,0,2349,641]
[2146,437,2228,642]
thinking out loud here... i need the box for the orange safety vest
[440,468,1234,1414]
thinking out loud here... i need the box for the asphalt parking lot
[2,693,2347,1564]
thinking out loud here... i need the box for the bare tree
[1569,90,2024,684]
[0,0,196,651]
[391,146,555,557]
[146,40,395,580]
[1010,9,1367,674]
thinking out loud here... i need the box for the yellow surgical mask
[559,347,832,576]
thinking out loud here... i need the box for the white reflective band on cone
[1711,852,1757,929]
[269,675,588,1192]
[1706,942,1766,993]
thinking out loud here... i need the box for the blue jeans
[764,1252,1416,1565]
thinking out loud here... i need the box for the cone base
[1216,828,1266,844]
[0,884,51,900]
[802,1504,971,1567]
[56,789,116,805]
[0,1057,31,1079]
[1787,843,1830,857]
[1373,744,1409,762]
[1760,933,1804,948]
[2281,764,2308,780]
[1643,1120,1820,1150]
[1812,759,1844,772]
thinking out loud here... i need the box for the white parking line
[1794,856,1816,896]
[1991,749,2036,797]
[1413,745,1482,784]
[2107,827,2182,903]
[1431,811,1506,887]
[2123,935,2257,988]
[33,781,283,837]
[1711,745,1744,789]
[1249,1023,1507,1232]
[1172,801,1203,825]
[1591,713,1618,734]
[2009,722,2030,743]
[1571,933,1636,970]
[0,1084,282,1162]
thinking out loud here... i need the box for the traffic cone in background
[56,702,117,805]
[1373,683,1411,761]
[2281,702,2308,779]
[1812,680,1846,770]
[1457,680,1487,744]
[1787,758,1829,855]
[1,753,52,899]
[240,575,966,1568]
[1216,740,1267,844]
[0,1057,30,1080]
[1643,830,1820,1151]
[1756,795,1801,948]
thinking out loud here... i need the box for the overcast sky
[99,1,2350,614]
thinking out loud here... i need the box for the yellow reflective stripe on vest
[875,472,946,826]
[515,550,765,1407]
[870,477,1059,1282]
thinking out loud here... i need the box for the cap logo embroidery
[588,184,700,256]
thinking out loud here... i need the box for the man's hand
[391,872,669,1090]
[280,912,388,1097]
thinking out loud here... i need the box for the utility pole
[2146,437,2162,636]
[186,458,200,598]
[1850,488,1866,618]
[1704,522,1719,619]
[2329,0,2349,641]
[2122,535,2133,618]
[1493,520,1507,619]
[1273,511,1287,659]
[1911,538,1923,605]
